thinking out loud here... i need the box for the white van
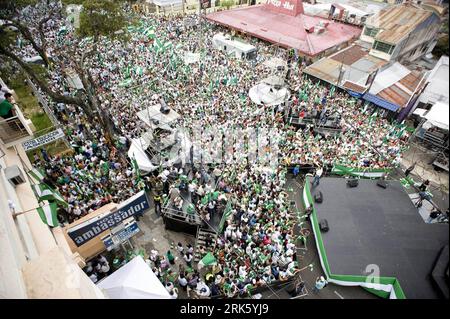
[212,33,257,60]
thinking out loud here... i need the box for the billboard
[67,191,150,246]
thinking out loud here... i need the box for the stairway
[194,227,218,263]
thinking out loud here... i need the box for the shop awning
[362,93,400,112]
[424,102,449,131]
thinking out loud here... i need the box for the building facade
[0,79,104,299]
[360,3,441,62]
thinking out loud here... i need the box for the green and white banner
[154,38,173,53]
[37,202,59,227]
[331,164,391,179]
[218,200,233,233]
[303,180,406,299]
[198,252,217,270]
[29,167,45,183]
[32,183,68,207]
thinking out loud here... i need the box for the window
[364,27,379,38]
[372,41,395,54]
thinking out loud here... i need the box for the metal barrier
[0,109,32,144]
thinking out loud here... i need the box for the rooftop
[308,177,449,299]
[365,3,438,44]
[420,55,449,105]
[206,2,361,57]
[369,62,424,108]
[303,44,387,86]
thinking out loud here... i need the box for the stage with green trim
[303,177,449,299]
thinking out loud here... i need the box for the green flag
[32,183,68,207]
[37,202,59,227]
[198,252,217,269]
[131,157,141,182]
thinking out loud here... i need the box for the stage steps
[194,227,218,263]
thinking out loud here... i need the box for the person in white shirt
[89,273,98,283]
[312,167,323,187]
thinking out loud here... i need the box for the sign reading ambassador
[22,128,65,151]
[67,191,150,246]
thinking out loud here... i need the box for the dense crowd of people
[4,1,412,298]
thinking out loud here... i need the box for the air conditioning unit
[4,165,26,187]
[315,26,326,34]
[305,26,315,33]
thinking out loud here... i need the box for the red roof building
[206,0,362,59]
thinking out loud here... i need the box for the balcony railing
[0,105,33,145]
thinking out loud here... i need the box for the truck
[212,33,257,60]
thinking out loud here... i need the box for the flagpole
[12,206,41,217]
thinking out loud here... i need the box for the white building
[418,55,449,108]
[360,3,441,63]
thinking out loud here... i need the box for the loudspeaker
[319,219,329,232]
[314,191,323,203]
[347,179,359,188]
[159,99,170,114]
[377,180,388,189]
[160,104,170,114]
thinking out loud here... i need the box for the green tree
[0,0,129,139]
[432,35,449,58]
[0,0,80,104]
[78,0,126,43]
[220,0,235,10]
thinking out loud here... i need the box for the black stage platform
[309,177,449,299]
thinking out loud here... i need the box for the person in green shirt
[167,250,175,265]
[0,93,14,119]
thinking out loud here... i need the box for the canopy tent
[423,102,449,131]
[248,83,290,106]
[97,256,172,299]
[261,75,285,87]
[128,139,158,173]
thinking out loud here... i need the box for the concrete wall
[0,143,104,298]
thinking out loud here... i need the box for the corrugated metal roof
[343,81,367,93]
[330,45,368,65]
[303,44,387,86]
[375,70,423,108]
[369,62,411,95]
[303,58,342,84]
[365,4,435,44]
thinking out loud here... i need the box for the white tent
[424,102,449,131]
[97,256,172,299]
[249,83,290,106]
[128,138,158,172]
[183,51,200,64]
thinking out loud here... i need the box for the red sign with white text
[265,0,304,17]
